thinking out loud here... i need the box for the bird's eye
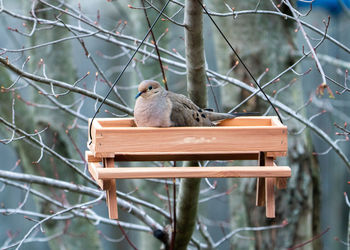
[148,86,153,90]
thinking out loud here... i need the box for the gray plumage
[134,80,244,127]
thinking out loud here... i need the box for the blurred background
[0,0,349,249]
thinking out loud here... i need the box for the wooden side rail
[85,150,260,162]
[88,162,291,219]
[88,163,291,180]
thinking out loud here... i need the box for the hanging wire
[196,0,283,124]
[141,0,168,90]
[89,0,172,144]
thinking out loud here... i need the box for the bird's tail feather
[230,111,259,117]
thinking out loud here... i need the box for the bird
[134,80,254,127]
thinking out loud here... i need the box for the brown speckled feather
[168,92,223,126]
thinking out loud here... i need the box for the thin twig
[287,227,330,250]
[88,0,172,144]
[15,194,104,249]
[284,0,327,86]
[141,0,168,90]
[117,222,138,250]
[196,0,283,123]
[0,56,133,115]
[0,170,163,231]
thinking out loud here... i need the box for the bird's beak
[135,91,144,99]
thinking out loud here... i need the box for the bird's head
[135,80,162,99]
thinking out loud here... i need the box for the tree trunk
[174,0,207,249]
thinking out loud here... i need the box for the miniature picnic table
[86,116,290,219]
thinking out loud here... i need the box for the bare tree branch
[0,57,133,115]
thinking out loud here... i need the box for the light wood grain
[218,116,272,126]
[88,165,291,179]
[98,118,136,127]
[103,158,118,219]
[256,152,266,207]
[94,127,287,155]
[113,151,260,161]
[86,150,260,162]
[86,151,100,162]
[265,157,275,218]
[94,117,277,127]
[87,117,289,219]
[256,178,265,207]
[89,117,287,156]
[88,162,99,181]
[274,162,288,189]
[270,116,284,127]
[266,151,287,157]
[88,162,110,190]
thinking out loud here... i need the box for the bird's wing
[167,92,255,126]
[167,92,212,126]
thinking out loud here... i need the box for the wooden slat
[265,157,275,218]
[86,151,101,162]
[86,150,260,162]
[94,117,279,128]
[85,151,258,162]
[273,162,288,189]
[89,117,288,156]
[270,116,284,127]
[94,127,287,154]
[218,116,273,126]
[103,158,118,219]
[114,151,260,161]
[97,118,136,127]
[92,166,291,179]
[88,163,110,190]
[114,152,260,161]
[256,178,265,206]
[265,177,275,218]
[266,151,287,157]
[256,152,266,207]
[88,162,99,181]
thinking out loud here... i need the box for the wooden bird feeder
[86,116,290,219]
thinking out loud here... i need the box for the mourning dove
[134,80,252,127]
